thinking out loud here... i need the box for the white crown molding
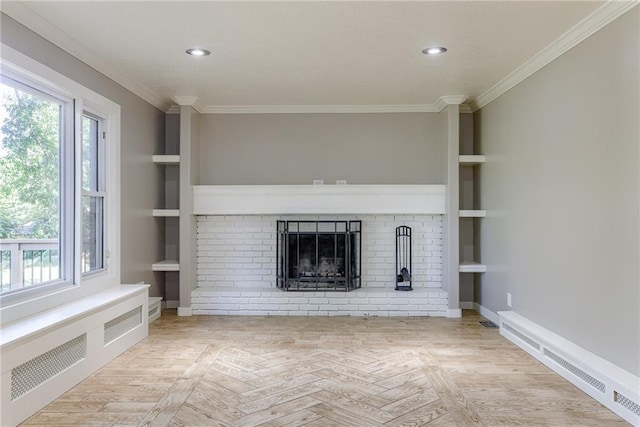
[437,95,469,107]
[171,96,199,106]
[6,0,635,117]
[4,1,468,116]
[472,0,639,111]
[459,104,473,114]
[1,2,171,112]
[169,97,207,114]
[167,96,469,114]
[199,104,438,114]
[166,105,181,115]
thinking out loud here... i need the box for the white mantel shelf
[193,185,446,215]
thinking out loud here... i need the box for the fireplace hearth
[276,220,361,291]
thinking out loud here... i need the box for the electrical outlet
[507,292,512,308]
[336,180,347,185]
[313,179,324,185]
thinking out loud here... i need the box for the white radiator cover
[499,311,640,426]
[194,214,448,316]
[0,285,149,426]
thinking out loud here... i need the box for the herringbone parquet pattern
[22,311,627,426]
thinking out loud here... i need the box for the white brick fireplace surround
[193,214,446,316]
[191,185,449,317]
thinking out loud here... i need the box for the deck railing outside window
[0,239,59,292]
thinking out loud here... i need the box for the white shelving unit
[459,153,485,275]
[152,155,180,165]
[152,209,180,217]
[459,261,487,273]
[459,155,486,165]
[152,260,180,271]
[459,210,486,218]
[153,153,180,273]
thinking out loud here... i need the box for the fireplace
[194,214,447,316]
[276,220,361,291]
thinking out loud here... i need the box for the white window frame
[0,73,75,292]
[80,110,107,278]
[0,45,121,324]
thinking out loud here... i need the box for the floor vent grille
[543,349,606,393]
[502,322,540,351]
[479,320,498,328]
[615,391,640,416]
[104,306,142,345]
[11,334,87,401]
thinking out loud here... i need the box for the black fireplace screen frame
[276,220,361,292]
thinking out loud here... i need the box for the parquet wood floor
[22,310,627,426]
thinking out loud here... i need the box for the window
[81,114,105,274]
[0,76,73,293]
[0,47,120,315]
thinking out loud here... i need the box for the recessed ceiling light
[186,48,211,57]
[422,47,447,55]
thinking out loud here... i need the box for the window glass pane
[0,81,62,292]
[81,113,104,275]
[81,195,103,273]
[82,116,99,192]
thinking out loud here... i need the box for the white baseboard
[459,301,474,310]
[473,302,500,324]
[164,300,179,309]
[498,311,640,426]
[177,307,192,317]
[446,308,462,318]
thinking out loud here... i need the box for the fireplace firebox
[276,220,361,291]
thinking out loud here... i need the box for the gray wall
[199,113,444,185]
[1,14,166,297]
[475,8,639,375]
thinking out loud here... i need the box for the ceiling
[1,1,624,113]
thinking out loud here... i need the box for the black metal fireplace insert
[276,220,361,291]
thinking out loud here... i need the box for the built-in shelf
[152,155,180,164]
[152,260,180,272]
[152,209,179,217]
[459,262,487,273]
[459,155,485,165]
[459,210,486,218]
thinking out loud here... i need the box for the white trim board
[167,95,469,114]
[498,311,640,426]
[167,103,473,115]
[472,1,638,111]
[193,185,446,216]
[446,308,462,318]
[177,307,192,317]
[473,303,500,325]
[164,300,179,309]
[1,2,169,111]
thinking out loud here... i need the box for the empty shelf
[459,262,487,273]
[459,155,486,165]
[152,155,180,164]
[152,209,179,217]
[459,210,486,217]
[152,260,180,271]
